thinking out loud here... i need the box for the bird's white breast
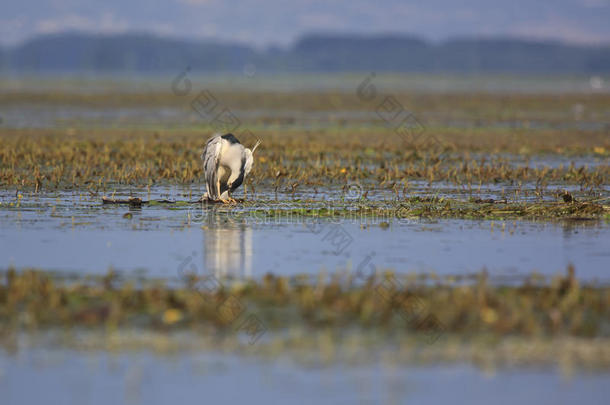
[219,141,244,174]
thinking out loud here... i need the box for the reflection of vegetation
[2,267,610,370]
[1,267,608,336]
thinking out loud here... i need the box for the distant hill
[4,32,256,72]
[1,32,608,73]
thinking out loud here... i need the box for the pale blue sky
[2,0,609,47]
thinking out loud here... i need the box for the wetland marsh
[1,74,609,403]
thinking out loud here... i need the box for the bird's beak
[252,139,261,153]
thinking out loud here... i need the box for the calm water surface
[1,348,608,405]
[1,187,608,281]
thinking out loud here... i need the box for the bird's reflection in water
[203,223,253,279]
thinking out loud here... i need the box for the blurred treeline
[1,32,609,73]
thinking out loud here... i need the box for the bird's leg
[218,186,233,204]
[216,179,224,203]
[222,188,236,204]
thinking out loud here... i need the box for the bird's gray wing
[243,149,254,177]
[201,135,223,199]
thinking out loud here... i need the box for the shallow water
[2,73,608,94]
[3,103,607,132]
[1,348,608,405]
[1,187,608,281]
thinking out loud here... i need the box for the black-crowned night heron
[201,133,261,203]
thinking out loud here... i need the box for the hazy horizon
[4,29,610,51]
[2,0,610,48]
